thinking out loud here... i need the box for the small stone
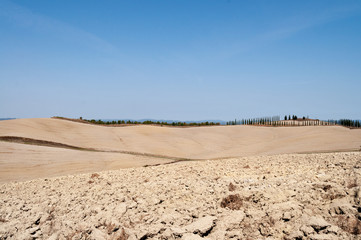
[300,225,314,236]
[151,198,163,205]
[161,228,173,239]
[220,210,245,230]
[126,234,138,240]
[90,228,107,240]
[285,230,303,240]
[309,233,335,240]
[282,212,293,221]
[307,216,331,232]
[326,225,339,235]
[182,233,209,240]
[259,223,273,236]
[114,203,127,216]
[47,233,59,240]
[329,200,354,216]
[170,227,186,237]
[27,226,40,235]
[185,216,217,235]
[138,224,165,239]
[282,225,293,235]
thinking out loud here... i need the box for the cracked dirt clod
[185,216,217,236]
[308,216,331,232]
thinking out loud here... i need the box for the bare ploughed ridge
[1,117,361,182]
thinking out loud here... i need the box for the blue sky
[1,0,361,120]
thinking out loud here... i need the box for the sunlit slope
[1,118,361,159]
[0,141,173,182]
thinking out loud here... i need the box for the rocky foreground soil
[1,152,361,239]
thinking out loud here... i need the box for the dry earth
[1,118,361,239]
[0,140,179,183]
[1,118,361,159]
[1,152,361,239]
[1,118,361,182]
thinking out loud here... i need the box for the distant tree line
[82,118,220,126]
[227,115,361,128]
[327,119,361,128]
[56,116,360,128]
[226,116,281,125]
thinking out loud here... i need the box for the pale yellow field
[0,118,361,182]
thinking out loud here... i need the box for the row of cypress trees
[226,116,281,125]
[226,116,361,128]
[327,119,361,128]
[284,115,301,120]
[84,119,220,126]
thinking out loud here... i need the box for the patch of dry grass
[220,194,243,210]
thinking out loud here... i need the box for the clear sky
[1,0,360,121]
